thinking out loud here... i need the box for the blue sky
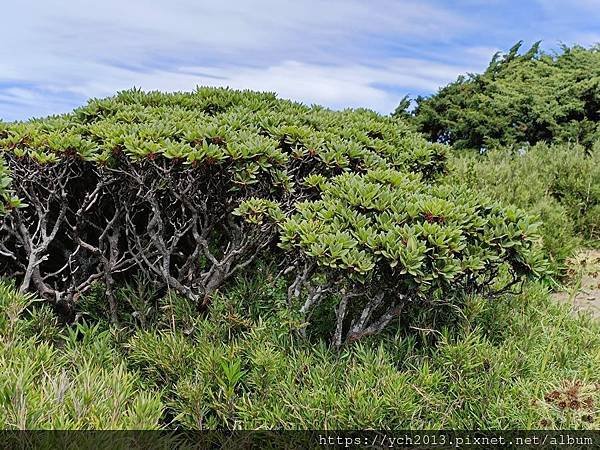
[1,0,599,121]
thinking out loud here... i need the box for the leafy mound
[0,87,446,319]
[409,43,600,151]
[0,87,548,342]
[241,170,546,345]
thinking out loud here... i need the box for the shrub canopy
[0,88,445,318]
[241,170,546,345]
[408,42,600,151]
[0,87,545,342]
[0,155,20,216]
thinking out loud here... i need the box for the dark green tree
[391,94,412,120]
[411,42,600,151]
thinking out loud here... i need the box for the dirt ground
[552,250,600,320]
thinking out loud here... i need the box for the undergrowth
[1,267,598,430]
[446,143,600,274]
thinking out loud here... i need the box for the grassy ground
[1,269,598,430]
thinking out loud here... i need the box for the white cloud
[10,0,587,120]
[0,55,485,121]
[27,57,479,115]
[0,0,484,119]
[0,88,79,122]
[0,0,468,82]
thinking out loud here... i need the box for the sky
[1,0,599,121]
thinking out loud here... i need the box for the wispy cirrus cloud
[1,56,485,121]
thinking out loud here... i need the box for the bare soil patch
[552,250,600,320]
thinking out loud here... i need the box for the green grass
[0,283,163,430]
[1,270,598,430]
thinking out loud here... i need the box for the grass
[1,268,598,430]
[0,283,163,430]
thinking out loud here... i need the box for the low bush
[2,88,547,346]
[239,170,547,345]
[446,143,600,270]
[0,88,446,320]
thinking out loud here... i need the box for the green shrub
[239,168,547,345]
[446,143,600,269]
[548,143,600,240]
[408,42,600,151]
[1,87,549,345]
[0,156,21,217]
[0,88,446,318]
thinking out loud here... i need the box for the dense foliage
[0,156,20,217]
[241,170,546,345]
[0,87,447,323]
[408,42,600,151]
[1,274,598,430]
[447,143,600,270]
[0,87,546,345]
